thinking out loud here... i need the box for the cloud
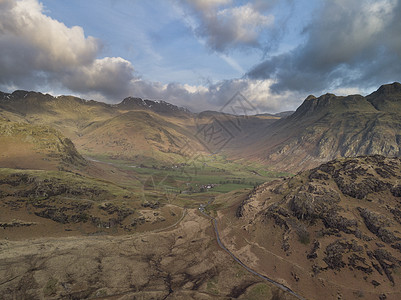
[248,0,401,95]
[0,0,299,113]
[122,77,298,114]
[0,0,99,73]
[0,0,135,100]
[180,0,274,52]
[202,78,299,113]
[62,57,135,99]
[188,0,232,11]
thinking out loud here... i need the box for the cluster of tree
[218,179,261,186]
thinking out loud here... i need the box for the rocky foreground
[220,155,401,300]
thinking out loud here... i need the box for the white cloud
[182,83,209,94]
[0,0,138,100]
[189,0,232,10]
[151,78,301,113]
[217,4,273,44]
[241,79,299,112]
[181,0,274,52]
[332,87,364,96]
[0,0,100,71]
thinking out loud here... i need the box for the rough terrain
[220,155,401,300]
[0,209,296,300]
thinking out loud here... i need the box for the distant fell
[244,82,401,171]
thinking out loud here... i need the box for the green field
[85,153,291,205]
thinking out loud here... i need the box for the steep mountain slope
[367,82,401,113]
[220,155,401,300]
[245,82,401,171]
[76,110,204,162]
[0,90,281,165]
[193,111,279,153]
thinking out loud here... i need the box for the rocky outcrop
[0,172,113,200]
[0,220,36,228]
[0,169,137,229]
[117,97,191,115]
[236,156,401,288]
[358,208,400,244]
[371,249,401,284]
[323,239,364,271]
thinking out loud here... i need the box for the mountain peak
[0,90,54,102]
[11,90,30,98]
[119,97,146,107]
[375,82,401,95]
[366,82,401,112]
[290,93,341,119]
[117,96,190,115]
[319,93,337,100]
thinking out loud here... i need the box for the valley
[1,83,401,299]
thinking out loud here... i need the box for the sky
[0,0,401,113]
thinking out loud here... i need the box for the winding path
[198,204,306,300]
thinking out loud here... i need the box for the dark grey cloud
[248,0,401,94]
[62,57,136,100]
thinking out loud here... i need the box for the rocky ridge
[248,82,401,171]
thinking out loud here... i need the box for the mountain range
[1,82,401,172]
[242,82,401,171]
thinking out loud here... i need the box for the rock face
[247,82,401,171]
[234,156,401,298]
